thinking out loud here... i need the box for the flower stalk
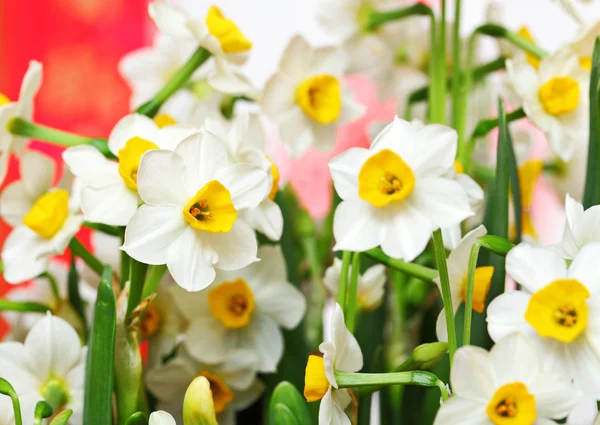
[69,238,104,277]
[7,117,93,147]
[364,248,438,282]
[345,252,361,333]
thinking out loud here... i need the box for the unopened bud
[183,376,219,425]
[396,342,448,372]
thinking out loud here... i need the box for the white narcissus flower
[304,303,363,425]
[559,194,600,259]
[0,60,42,184]
[148,1,254,95]
[329,117,473,261]
[0,314,87,425]
[434,225,494,342]
[146,348,263,425]
[0,151,83,284]
[63,113,196,226]
[170,245,305,372]
[204,111,283,241]
[121,130,269,292]
[506,50,589,161]
[149,411,176,425]
[260,35,365,158]
[487,242,600,398]
[323,258,386,311]
[433,333,580,425]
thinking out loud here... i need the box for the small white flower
[434,225,494,342]
[329,117,473,261]
[0,314,87,425]
[260,35,365,157]
[559,194,600,259]
[0,61,42,184]
[1,151,83,284]
[146,348,263,425]
[323,258,386,311]
[303,303,363,425]
[148,1,254,95]
[63,113,196,226]
[149,411,176,425]
[121,130,268,292]
[487,242,600,398]
[506,50,589,161]
[170,245,305,372]
[433,333,580,425]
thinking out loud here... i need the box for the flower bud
[396,342,448,372]
[183,376,219,425]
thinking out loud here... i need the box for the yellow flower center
[268,158,280,201]
[208,278,255,329]
[22,189,70,239]
[153,113,178,128]
[538,76,580,116]
[295,74,342,125]
[525,279,590,343]
[0,93,10,106]
[460,266,494,313]
[197,370,234,414]
[40,376,70,411]
[118,137,159,191]
[358,149,416,207]
[183,180,237,233]
[486,382,536,425]
[304,355,329,402]
[454,160,464,175]
[517,27,540,70]
[205,5,252,54]
[580,56,592,71]
[140,303,162,339]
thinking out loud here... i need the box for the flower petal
[409,178,473,229]
[0,341,40,392]
[0,181,34,227]
[568,336,600,399]
[568,243,600,296]
[380,201,433,261]
[149,411,177,425]
[529,371,581,419]
[451,346,496,401]
[239,314,284,373]
[20,150,54,199]
[254,280,305,329]
[333,198,383,253]
[214,164,268,210]
[486,291,532,342]
[146,357,196,402]
[432,397,488,425]
[204,220,258,272]
[62,145,121,186]
[505,244,567,293]
[137,149,188,206]
[240,198,283,241]
[81,183,139,226]
[175,131,229,192]
[1,227,48,284]
[319,387,352,425]
[490,332,540,386]
[329,148,369,200]
[167,227,218,291]
[185,316,232,364]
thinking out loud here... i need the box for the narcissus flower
[434,225,494,342]
[0,60,42,184]
[260,35,365,157]
[63,113,196,226]
[433,333,580,425]
[487,242,600,398]
[170,245,305,372]
[506,50,589,161]
[323,258,386,311]
[329,117,473,261]
[148,2,254,94]
[559,194,600,259]
[304,303,362,425]
[122,130,268,292]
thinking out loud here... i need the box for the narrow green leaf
[269,382,311,425]
[69,237,104,276]
[506,116,522,243]
[84,266,116,424]
[49,410,73,425]
[125,412,148,425]
[0,299,50,313]
[68,258,88,339]
[0,378,23,425]
[583,37,600,208]
[34,401,53,425]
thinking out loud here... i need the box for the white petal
[81,183,139,226]
[137,149,188,206]
[329,148,369,200]
[432,397,488,425]
[278,35,314,79]
[149,411,177,425]
[328,303,363,376]
[0,342,40,392]
[409,178,473,229]
[1,226,48,284]
[167,227,218,292]
[146,357,196,402]
[370,117,418,161]
[408,124,458,177]
[486,291,531,342]
[239,314,284,373]
[259,75,296,119]
[529,372,581,419]
[505,244,567,293]
[568,336,600,399]
[0,181,34,226]
[20,150,54,199]
[51,214,84,255]
[214,164,268,210]
[277,107,314,158]
[185,316,232,364]
[0,149,9,185]
[333,198,383,253]
[490,332,539,386]
[108,114,160,155]
[319,388,352,425]
[175,131,229,192]
[561,194,585,259]
[451,346,496,401]
[568,243,600,296]
[447,225,487,275]
[243,245,288,285]
[380,202,433,261]
[506,58,538,98]
[215,349,258,390]
[62,145,121,186]
[240,199,283,241]
[208,58,254,95]
[122,204,187,265]
[148,2,193,38]
[254,280,305,329]
[204,220,258,272]
[18,61,42,114]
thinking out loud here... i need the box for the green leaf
[68,258,88,339]
[0,378,23,425]
[269,382,311,425]
[34,401,53,425]
[583,37,600,208]
[125,412,148,425]
[84,266,116,424]
[0,299,50,313]
[49,410,73,425]
[506,124,522,243]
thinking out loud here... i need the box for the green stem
[345,252,361,333]
[0,299,51,313]
[136,47,212,118]
[120,234,130,290]
[69,238,104,277]
[364,248,438,282]
[127,259,148,317]
[431,229,457,365]
[7,117,93,147]
[451,0,462,129]
[83,222,124,238]
[365,4,433,31]
[469,24,549,59]
[40,272,60,303]
[338,251,352,308]
[301,233,325,351]
[141,265,168,300]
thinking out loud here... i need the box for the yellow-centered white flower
[329,117,473,261]
[433,333,580,425]
[170,245,305,372]
[559,194,600,259]
[260,35,365,158]
[487,242,600,398]
[434,225,494,342]
[63,113,197,226]
[506,50,589,161]
[0,151,83,284]
[148,1,254,95]
[121,130,268,292]
[0,61,42,184]
[304,303,363,425]
[323,258,386,311]
[0,314,87,425]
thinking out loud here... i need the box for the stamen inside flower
[208,278,255,329]
[40,376,70,411]
[525,279,590,343]
[0,93,10,106]
[118,137,159,191]
[304,355,330,402]
[486,382,536,425]
[358,149,416,207]
[197,370,234,414]
[153,113,178,128]
[22,189,70,239]
[268,158,280,201]
[183,180,237,233]
[538,76,580,116]
[140,303,162,339]
[517,27,540,70]
[460,266,494,313]
[205,5,252,53]
[295,74,342,125]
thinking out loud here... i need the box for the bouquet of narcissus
[3,0,600,424]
